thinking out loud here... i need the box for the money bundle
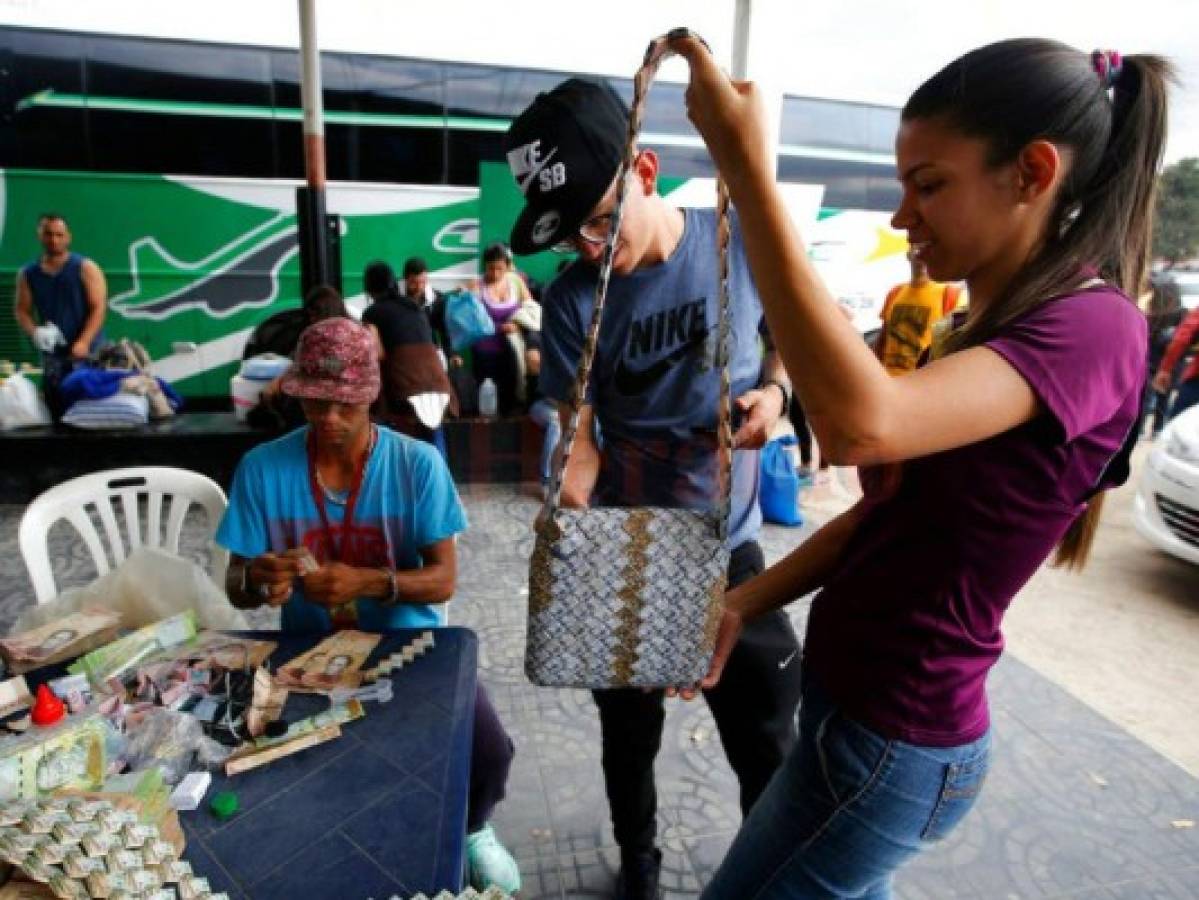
[68,613,198,687]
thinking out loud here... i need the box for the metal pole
[730,0,782,175]
[731,0,752,80]
[296,0,330,294]
[298,0,326,190]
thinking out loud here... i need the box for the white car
[1135,405,1199,565]
[1164,269,1199,310]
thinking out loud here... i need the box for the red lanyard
[306,426,374,564]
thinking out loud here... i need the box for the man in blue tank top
[14,213,107,418]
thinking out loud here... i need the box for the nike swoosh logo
[518,147,558,194]
[613,332,709,396]
[778,649,798,670]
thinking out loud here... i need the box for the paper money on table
[274,630,380,693]
[0,714,107,802]
[146,631,276,671]
[245,668,288,738]
[0,678,32,719]
[68,612,197,687]
[0,609,121,675]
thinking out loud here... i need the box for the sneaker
[615,847,661,900]
[466,823,521,894]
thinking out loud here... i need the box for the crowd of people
[12,31,1187,900]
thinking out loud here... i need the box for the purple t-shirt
[804,286,1146,746]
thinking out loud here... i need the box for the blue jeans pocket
[816,710,891,807]
[920,745,990,842]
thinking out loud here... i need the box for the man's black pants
[591,540,804,853]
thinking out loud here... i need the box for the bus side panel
[0,168,480,399]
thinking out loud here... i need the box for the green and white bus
[0,19,905,400]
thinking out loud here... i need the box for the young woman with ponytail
[665,38,1173,898]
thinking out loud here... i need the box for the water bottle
[479,378,498,417]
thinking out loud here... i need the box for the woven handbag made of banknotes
[526,30,733,689]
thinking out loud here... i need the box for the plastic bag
[444,290,495,353]
[14,546,249,634]
[760,435,804,527]
[120,707,230,785]
[0,373,51,430]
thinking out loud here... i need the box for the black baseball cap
[504,78,628,256]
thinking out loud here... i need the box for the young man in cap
[506,78,803,899]
[216,318,520,894]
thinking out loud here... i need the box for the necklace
[313,427,377,506]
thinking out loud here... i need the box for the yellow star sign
[865,227,908,263]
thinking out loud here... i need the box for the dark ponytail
[903,39,1173,569]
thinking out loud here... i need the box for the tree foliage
[1155,158,1199,264]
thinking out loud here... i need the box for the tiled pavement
[1,483,1197,899]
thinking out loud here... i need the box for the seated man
[215,317,520,894]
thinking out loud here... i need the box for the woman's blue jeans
[702,676,991,899]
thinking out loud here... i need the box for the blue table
[180,628,477,899]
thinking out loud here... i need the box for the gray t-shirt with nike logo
[540,206,768,550]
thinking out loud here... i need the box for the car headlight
[1165,429,1199,463]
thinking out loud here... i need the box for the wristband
[761,378,791,410]
[378,568,398,606]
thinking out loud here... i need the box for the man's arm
[299,537,458,608]
[74,259,107,359]
[555,402,600,508]
[732,349,788,449]
[14,272,36,340]
[225,552,304,609]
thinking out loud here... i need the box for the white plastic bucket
[231,374,267,422]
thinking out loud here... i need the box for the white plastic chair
[18,467,229,605]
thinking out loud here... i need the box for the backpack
[243,308,309,359]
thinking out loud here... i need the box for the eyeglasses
[552,211,616,254]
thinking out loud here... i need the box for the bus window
[84,34,274,178]
[444,64,561,186]
[4,29,89,171]
[349,54,445,184]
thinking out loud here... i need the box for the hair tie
[1091,49,1123,89]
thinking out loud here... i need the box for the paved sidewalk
[0,473,1196,898]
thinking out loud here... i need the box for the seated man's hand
[500,322,518,334]
[248,552,305,607]
[732,386,784,449]
[301,562,367,609]
[68,340,89,361]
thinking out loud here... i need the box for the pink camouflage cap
[280,318,380,405]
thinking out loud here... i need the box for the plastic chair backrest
[18,467,229,605]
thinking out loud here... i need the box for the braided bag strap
[542,28,733,540]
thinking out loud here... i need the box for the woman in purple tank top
[669,38,1172,898]
[466,242,534,415]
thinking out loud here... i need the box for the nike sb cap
[505,78,627,256]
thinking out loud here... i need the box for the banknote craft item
[361,630,436,682]
[0,797,230,899]
[0,610,121,676]
[274,631,379,692]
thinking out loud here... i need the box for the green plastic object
[209,790,239,820]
